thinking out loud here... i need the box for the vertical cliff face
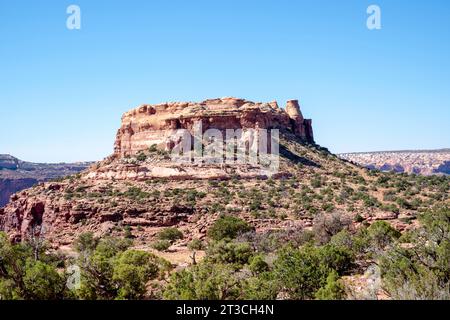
[285,100,314,141]
[114,98,314,157]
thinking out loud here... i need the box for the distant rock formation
[0,178,37,208]
[114,97,314,157]
[434,161,450,175]
[338,149,450,175]
[0,154,91,207]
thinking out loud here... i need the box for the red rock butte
[114,97,314,157]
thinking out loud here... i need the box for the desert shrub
[383,190,397,202]
[379,206,450,299]
[157,228,183,242]
[354,175,366,185]
[248,254,270,275]
[206,240,254,267]
[330,228,372,259]
[381,203,400,214]
[209,202,225,214]
[367,221,401,251]
[318,244,354,274]
[73,232,99,254]
[363,195,380,208]
[311,177,323,188]
[124,187,149,200]
[75,238,130,299]
[376,175,390,186]
[410,198,422,210]
[315,270,346,300]
[136,152,147,162]
[241,272,279,300]
[75,235,162,300]
[151,240,171,252]
[188,239,205,251]
[330,229,354,250]
[148,144,158,153]
[22,260,68,300]
[250,198,263,211]
[207,215,253,241]
[380,246,449,299]
[123,226,133,239]
[396,197,412,209]
[75,185,88,193]
[112,250,159,299]
[0,279,18,300]
[0,232,69,300]
[321,202,335,212]
[273,244,352,299]
[185,190,206,203]
[163,262,242,300]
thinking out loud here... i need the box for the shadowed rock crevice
[279,144,320,168]
[434,161,450,175]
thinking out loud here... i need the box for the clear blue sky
[1,0,449,163]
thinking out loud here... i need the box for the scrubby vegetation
[0,232,171,300]
[162,205,449,300]
[207,215,253,241]
[1,198,448,301]
[1,136,449,300]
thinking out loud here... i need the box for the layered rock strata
[114,98,314,157]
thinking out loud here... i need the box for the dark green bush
[136,152,147,162]
[151,240,171,252]
[207,215,253,241]
[273,243,352,299]
[188,239,205,251]
[249,254,270,274]
[206,240,254,267]
[0,232,70,300]
[315,270,346,300]
[163,262,242,300]
[367,221,401,250]
[157,228,183,242]
[74,235,164,300]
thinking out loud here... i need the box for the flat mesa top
[122,97,305,120]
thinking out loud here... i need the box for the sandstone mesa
[114,97,314,157]
[0,97,428,254]
[0,97,317,244]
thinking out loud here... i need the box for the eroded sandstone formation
[114,97,314,157]
[0,97,317,244]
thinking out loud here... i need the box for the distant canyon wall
[0,154,91,207]
[339,150,450,175]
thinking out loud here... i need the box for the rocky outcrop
[0,154,20,170]
[0,98,316,245]
[114,98,314,157]
[0,95,435,251]
[0,180,201,245]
